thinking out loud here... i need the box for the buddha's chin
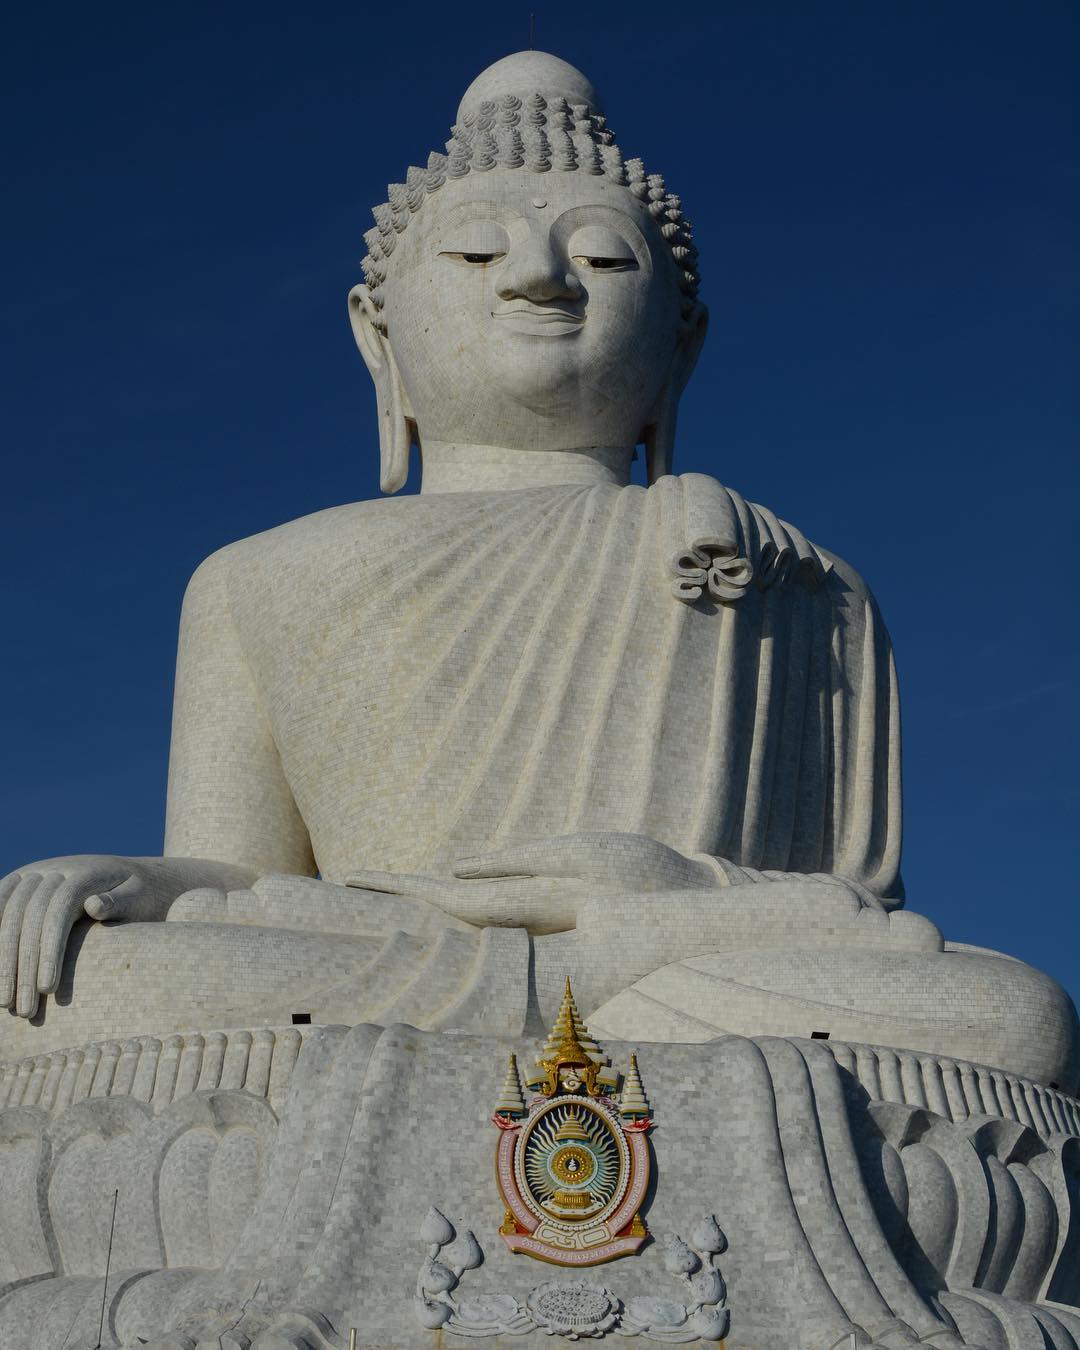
[478,351,637,419]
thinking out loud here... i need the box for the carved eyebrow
[550,203,649,255]
[550,204,643,232]
[550,204,650,272]
[568,224,638,258]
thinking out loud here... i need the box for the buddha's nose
[496,239,582,305]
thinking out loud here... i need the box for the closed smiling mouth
[491,303,585,336]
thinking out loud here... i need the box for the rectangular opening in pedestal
[291,1013,312,1025]
[811,1030,830,1039]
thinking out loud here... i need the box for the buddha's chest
[225,483,795,868]
[237,489,691,758]
[248,555,692,753]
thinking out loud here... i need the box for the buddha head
[349,51,708,491]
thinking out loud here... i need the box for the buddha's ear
[643,300,709,484]
[347,284,415,494]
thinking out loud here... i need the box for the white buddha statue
[0,52,1075,1091]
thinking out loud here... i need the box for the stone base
[0,1025,1076,1349]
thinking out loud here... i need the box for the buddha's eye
[571,255,636,271]
[566,225,638,274]
[440,251,507,266]
[438,220,511,267]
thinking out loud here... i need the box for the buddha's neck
[419,442,634,494]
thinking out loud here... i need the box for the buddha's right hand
[0,854,255,1019]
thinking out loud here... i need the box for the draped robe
[219,473,903,902]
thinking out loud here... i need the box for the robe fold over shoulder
[230,474,903,904]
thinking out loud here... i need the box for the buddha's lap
[1,919,383,1061]
[588,943,1080,1091]
[1,919,1075,1094]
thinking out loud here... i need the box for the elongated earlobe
[643,301,709,485]
[347,284,414,494]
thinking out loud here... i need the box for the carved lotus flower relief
[525,1279,620,1339]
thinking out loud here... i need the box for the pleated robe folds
[237,474,903,903]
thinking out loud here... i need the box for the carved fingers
[20,872,78,1008]
[0,872,46,1011]
[0,856,133,1018]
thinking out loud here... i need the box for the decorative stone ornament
[493,979,652,1265]
[412,1205,729,1341]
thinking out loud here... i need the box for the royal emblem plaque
[492,979,652,1266]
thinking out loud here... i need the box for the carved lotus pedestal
[0,1024,1076,1349]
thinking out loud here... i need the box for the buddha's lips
[491,304,584,336]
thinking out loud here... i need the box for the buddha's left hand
[450,835,888,911]
[453,833,719,891]
[348,832,718,931]
[348,832,898,932]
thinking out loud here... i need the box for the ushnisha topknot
[360,50,700,332]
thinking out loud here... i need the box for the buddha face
[377,171,691,453]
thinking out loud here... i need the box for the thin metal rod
[96,1188,119,1349]
[349,1331,358,1350]
[529,12,535,49]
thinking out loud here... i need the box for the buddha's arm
[0,548,315,1019]
[163,546,315,876]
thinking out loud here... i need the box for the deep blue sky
[2,2,1077,998]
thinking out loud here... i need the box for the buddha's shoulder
[727,489,875,608]
[183,495,430,593]
[670,472,876,607]
[801,538,876,607]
